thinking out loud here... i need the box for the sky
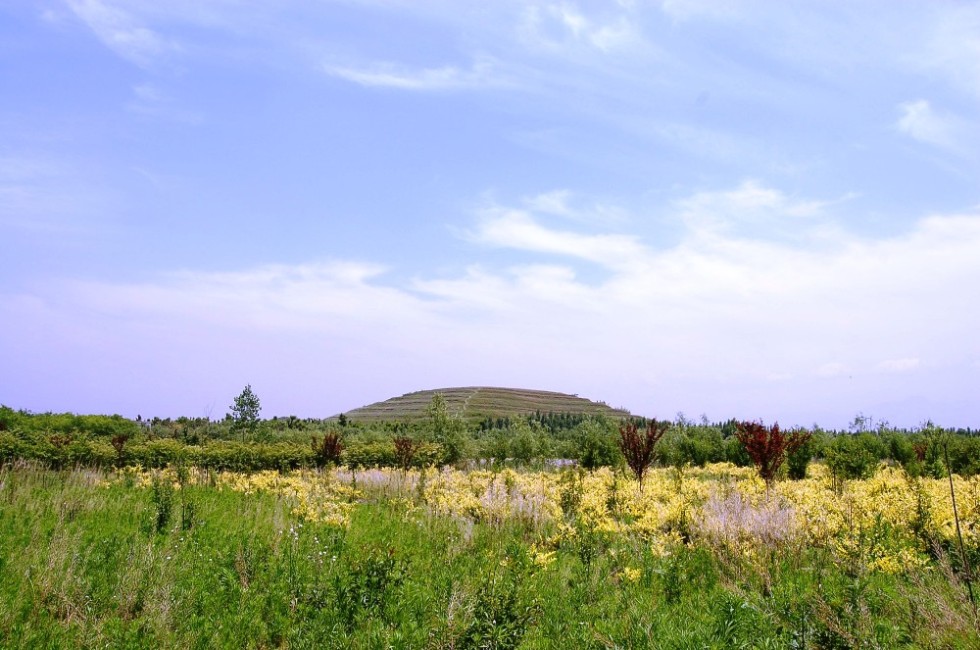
[1,1,979,429]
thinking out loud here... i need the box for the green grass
[1,464,977,648]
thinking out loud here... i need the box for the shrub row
[3,420,979,477]
[0,431,452,472]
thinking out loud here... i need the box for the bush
[619,420,668,483]
[312,432,343,468]
[578,432,620,471]
[786,432,814,480]
[678,427,725,467]
[0,431,23,465]
[724,435,752,467]
[129,439,188,468]
[343,441,396,469]
[825,435,879,481]
[193,441,312,472]
[735,421,810,488]
[510,428,541,467]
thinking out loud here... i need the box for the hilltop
[339,387,631,423]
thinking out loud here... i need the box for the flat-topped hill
[340,387,631,423]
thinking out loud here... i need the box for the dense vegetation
[1,462,977,648]
[2,395,979,648]
[2,402,979,478]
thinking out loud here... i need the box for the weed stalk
[943,439,977,621]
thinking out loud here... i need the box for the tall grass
[0,462,977,648]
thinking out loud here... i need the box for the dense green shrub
[343,441,396,469]
[0,431,23,464]
[786,433,815,480]
[657,426,727,468]
[578,432,620,470]
[129,439,188,468]
[1,405,978,479]
[678,427,725,467]
[724,435,752,467]
[825,435,880,480]
[193,441,314,472]
[510,427,543,467]
[942,435,980,476]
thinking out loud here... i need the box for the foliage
[229,384,261,442]
[110,433,129,468]
[786,430,815,480]
[825,434,880,481]
[1,463,979,648]
[660,425,726,468]
[150,474,175,533]
[460,570,537,649]
[508,419,543,467]
[393,435,418,470]
[311,432,343,468]
[426,393,468,465]
[2,405,979,484]
[618,419,668,483]
[578,430,620,471]
[335,545,405,630]
[735,421,811,488]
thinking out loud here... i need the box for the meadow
[1,460,978,649]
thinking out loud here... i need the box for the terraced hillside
[340,387,631,423]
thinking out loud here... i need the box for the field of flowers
[1,461,978,648]
[205,463,979,576]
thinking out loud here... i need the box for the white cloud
[66,0,180,67]
[523,190,575,217]
[816,363,850,379]
[672,180,843,241]
[518,3,641,54]
[520,190,628,225]
[126,83,203,124]
[324,57,506,91]
[895,99,969,153]
[466,206,646,269]
[659,0,746,22]
[877,358,920,373]
[922,4,980,100]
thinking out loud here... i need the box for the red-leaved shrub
[619,420,669,484]
[735,421,810,490]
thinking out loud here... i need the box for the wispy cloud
[895,99,972,155]
[659,0,747,23]
[518,3,641,54]
[65,0,180,67]
[877,358,920,373]
[666,180,855,246]
[324,57,507,91]
[125,83,203,124]
[466,206,646,269]
[921,3,980,100]
[521,190,629,225]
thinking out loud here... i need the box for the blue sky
[2,1,979,428]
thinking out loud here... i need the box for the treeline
[2,404,979,477]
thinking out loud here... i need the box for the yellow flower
[619,567,641,584]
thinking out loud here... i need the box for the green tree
[229,384,261,442]
[425,393,468,465]
[575,416,621,471]
[509,418,540,467]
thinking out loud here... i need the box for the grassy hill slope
[340,387,631,423]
